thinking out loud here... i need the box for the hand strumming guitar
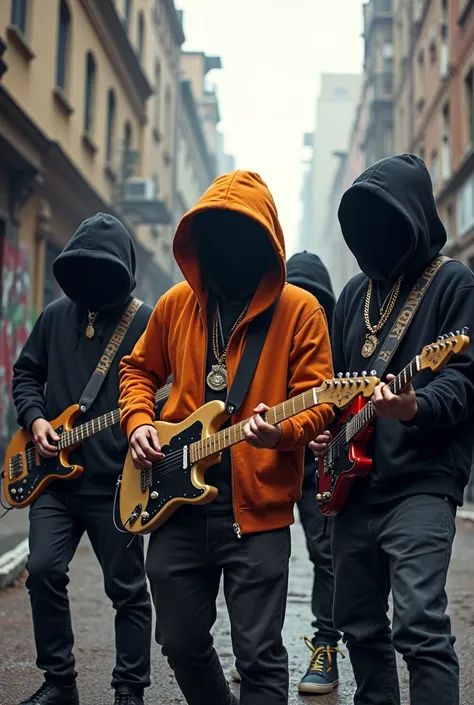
[243,403,282,449]
[309,430,331,458]
[129,425,164,469]
[31,418,60,458]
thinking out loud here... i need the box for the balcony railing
[364,0,393,38]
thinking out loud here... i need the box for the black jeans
[146,515,291,705]
[26,490,152,691]
[332,493,459,705]
[297,476,340,645]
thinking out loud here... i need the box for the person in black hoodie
[286,252,343,695]
[312,154,474,705]
[12,214,153,705]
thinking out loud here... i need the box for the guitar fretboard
[58,383,172,450]
[189,388,319,463]
[345,357,419,440]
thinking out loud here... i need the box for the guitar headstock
[419,328,470,372]
[319,373,380,409]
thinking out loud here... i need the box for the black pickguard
[140,420,208,527]
[315,418,354,497]
[7,426,75,505]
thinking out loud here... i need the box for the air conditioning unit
[428,26,437,48]
[123,178,156,202]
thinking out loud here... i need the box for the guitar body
[316,396,373,516]
[3,405,84,508]
[119,400,230,535]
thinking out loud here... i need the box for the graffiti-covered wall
[0,241,33,454]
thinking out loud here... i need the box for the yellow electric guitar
[119,373,381,535]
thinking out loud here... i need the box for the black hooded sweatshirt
[12,213,153,495]
[334,154,474,506]
[287,251,336,484]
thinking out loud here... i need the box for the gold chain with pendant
[86,311,98,339]
[361,274,404,358]
[206,301,251,391]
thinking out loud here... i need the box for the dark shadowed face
[193,209,277,300]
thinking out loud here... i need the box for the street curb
[0,538,28,589]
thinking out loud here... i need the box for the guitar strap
[366,255,451,379]
[225,294,281,415]
[78,297,144,413]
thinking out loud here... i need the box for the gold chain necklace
[86,311,98,339]
[361,274,404,358]
[206,301,250,391]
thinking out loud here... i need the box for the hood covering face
[173,170,286,317]
[53,213,136,310]
[286,251,335,329]
[338,154,447,282]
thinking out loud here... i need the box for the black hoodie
[12,213,154,494]
[334,154,474,506]
[287,251,336,483]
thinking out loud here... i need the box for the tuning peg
[449,331,454,337]
[371,370,377,375]
[352,372,358,377]
[456,330,460,335]
[437,335,443,341]
[337,372,343,378]
[345,372,351,378]
[362,370,367,376]
[463,326,469,333]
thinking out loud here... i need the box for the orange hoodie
[119,171,334,534]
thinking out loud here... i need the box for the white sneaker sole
[298,678,339,695]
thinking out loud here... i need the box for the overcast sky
[178,0,365,256]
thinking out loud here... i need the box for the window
[122,121,135,179]
[164,87,172,152]
[431,151,439,186]
[137,11,145,63]
[56,0,71,91]
[84,52,96,135]
[105,89,116,165]
[441,102,451,181]
[124,0,132,33]
[466,68,474,147]
[456,174,474,237]
[417,50,425,111]
[333,87,348,100]
[154,61,161,130]
[10,0,28,34]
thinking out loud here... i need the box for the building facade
[303,73,362,262]
[393,0,474,262]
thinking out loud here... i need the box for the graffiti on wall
[0,241,32,453]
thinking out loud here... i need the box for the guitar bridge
[9,454,23,480]
[140,467,152,492]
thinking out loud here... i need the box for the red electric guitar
[316,329,470,516]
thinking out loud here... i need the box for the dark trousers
[26,490,152,691]
[297,477,340,645]
[332,494,459,705]
[146,515,290,705]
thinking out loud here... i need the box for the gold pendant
[86,324,95,339]
[206,364,228,391]
[361,333,378,358]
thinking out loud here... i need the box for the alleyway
[1,517,473,705]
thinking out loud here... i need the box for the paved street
[0,516,473,705]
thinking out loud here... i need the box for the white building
[302,74,361,259]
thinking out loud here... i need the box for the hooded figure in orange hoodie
[119,171,334,705]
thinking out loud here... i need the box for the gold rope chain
[363,274,404,335]
[212,301,251,365]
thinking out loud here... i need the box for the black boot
[19,682,79,705]
[113,685,144,705]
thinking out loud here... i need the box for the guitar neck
[59,382,172,449]
[189,387,320,463]
[346,357,419,439]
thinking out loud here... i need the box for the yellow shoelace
[303,636,344,674]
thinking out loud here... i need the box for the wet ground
[0,517,473,705]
